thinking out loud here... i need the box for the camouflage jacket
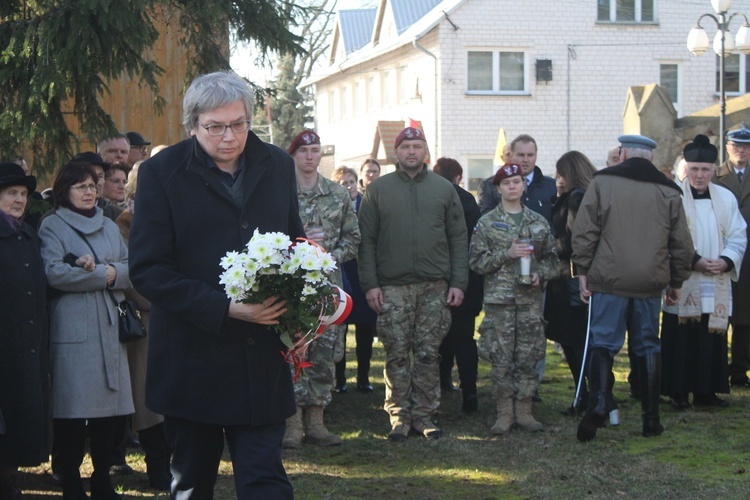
[298,174,361,286]
[469,204,560,305]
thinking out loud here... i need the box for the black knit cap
[683,134,718,163]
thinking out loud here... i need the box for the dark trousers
[439,309,478,394]
[164,416,292,500]
[53,416,126,478]
[335,322,376,386]
[730,324,750,381]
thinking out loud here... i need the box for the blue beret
[618,134,657,151]
[727,127,750,143]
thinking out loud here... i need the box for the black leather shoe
[441,383,459,393]
[461,394,478,413]
[357,384,373,392]
[670,395,690,410]
[730,376,750,388]
[693,393,730,407]
[333,384,348,394]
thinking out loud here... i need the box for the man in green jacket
[358,127,468,442]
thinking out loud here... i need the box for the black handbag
[63,216,147,343]
[109,290,147,343]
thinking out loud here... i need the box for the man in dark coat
[713,126,750,387]
[129,71,305,499]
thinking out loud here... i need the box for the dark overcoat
[714,161,750,325]
[0,218,49,467]
[129,133,306,426]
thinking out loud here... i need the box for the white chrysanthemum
[268,232,292,250]
[280,261,294,274]
[319,254,336,272]
[302,284,317,296]
[300,255,322,271]
[220,251,240,270]
[226,284,244,301]
[304,270,324,283]
[220,265,247,287]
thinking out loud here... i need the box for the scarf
[678,178,731,333]
[0,210,23,233]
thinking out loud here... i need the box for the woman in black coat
[543,151,596,415]
[0,163,49,499]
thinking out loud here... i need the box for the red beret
[492,163,523,185]
[394,127,426,149]
[288,129,321,154]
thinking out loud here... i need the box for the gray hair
[182,71,254,133]
[96,133,129,154]
[622,146,653,161]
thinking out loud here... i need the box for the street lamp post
[687,0,750,164]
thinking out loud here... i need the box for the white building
[304,0,750,190]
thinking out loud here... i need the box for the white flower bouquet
[219,230,351,377]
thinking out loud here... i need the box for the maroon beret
[492,163,523,185]
[394,127,426,149]
[288,129,321,155]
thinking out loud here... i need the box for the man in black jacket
[478,134,556,223]
[129,71,304,499]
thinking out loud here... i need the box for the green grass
[16,324,750,498]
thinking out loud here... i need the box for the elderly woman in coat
[39,160,133,500]
[114,162,171,490]
[0,162,49,500]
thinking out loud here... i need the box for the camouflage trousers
[378,280,452,424]
[478,303,546,401]
[292,323,346,407]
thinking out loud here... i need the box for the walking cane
[573,294,592,410]
[572,294,620,425]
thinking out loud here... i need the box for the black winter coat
[129,133,305,426]
[0,218,49,467]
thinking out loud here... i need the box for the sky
[230,0,376,83]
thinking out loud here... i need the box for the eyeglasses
[197,120,251,137]
[71,183,97,193]
[106,178,126,186]
[728,142,750,149]
[130,145,148,154]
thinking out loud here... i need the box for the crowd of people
[1,69,749,499]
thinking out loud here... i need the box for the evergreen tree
[0,0,304,173]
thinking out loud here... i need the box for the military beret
[683,134,718,163]
[394,127,426,149]
[492,163,523,185]
[618,134,657,151]
[288,129,321,155]
[727,127,750,144]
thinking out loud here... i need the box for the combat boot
[638,353,664,438]
[411,417,442,439]
[514,397,543,432]
[489,398,513,435]
[303,405,342,446]
[282,406,304,449]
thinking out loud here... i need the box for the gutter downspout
[413,38,438,156]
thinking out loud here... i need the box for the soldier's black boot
[638,353,664,437]
[577,348,612,442]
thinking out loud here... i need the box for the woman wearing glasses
[39,160,133,500]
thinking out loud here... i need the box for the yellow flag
[493,128,507,167]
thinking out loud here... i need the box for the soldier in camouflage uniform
[470,163,560,435]
[283,130,360,449]
[358,127,468,441]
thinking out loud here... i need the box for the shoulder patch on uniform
[491,222,510,230]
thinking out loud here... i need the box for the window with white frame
[597,0,654,23]
[716,53,750,95]
[341,85,351,119]
[381,70,394,108]
[398,66,409,103]
[659,63,679,110]
[467,50,527,94]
